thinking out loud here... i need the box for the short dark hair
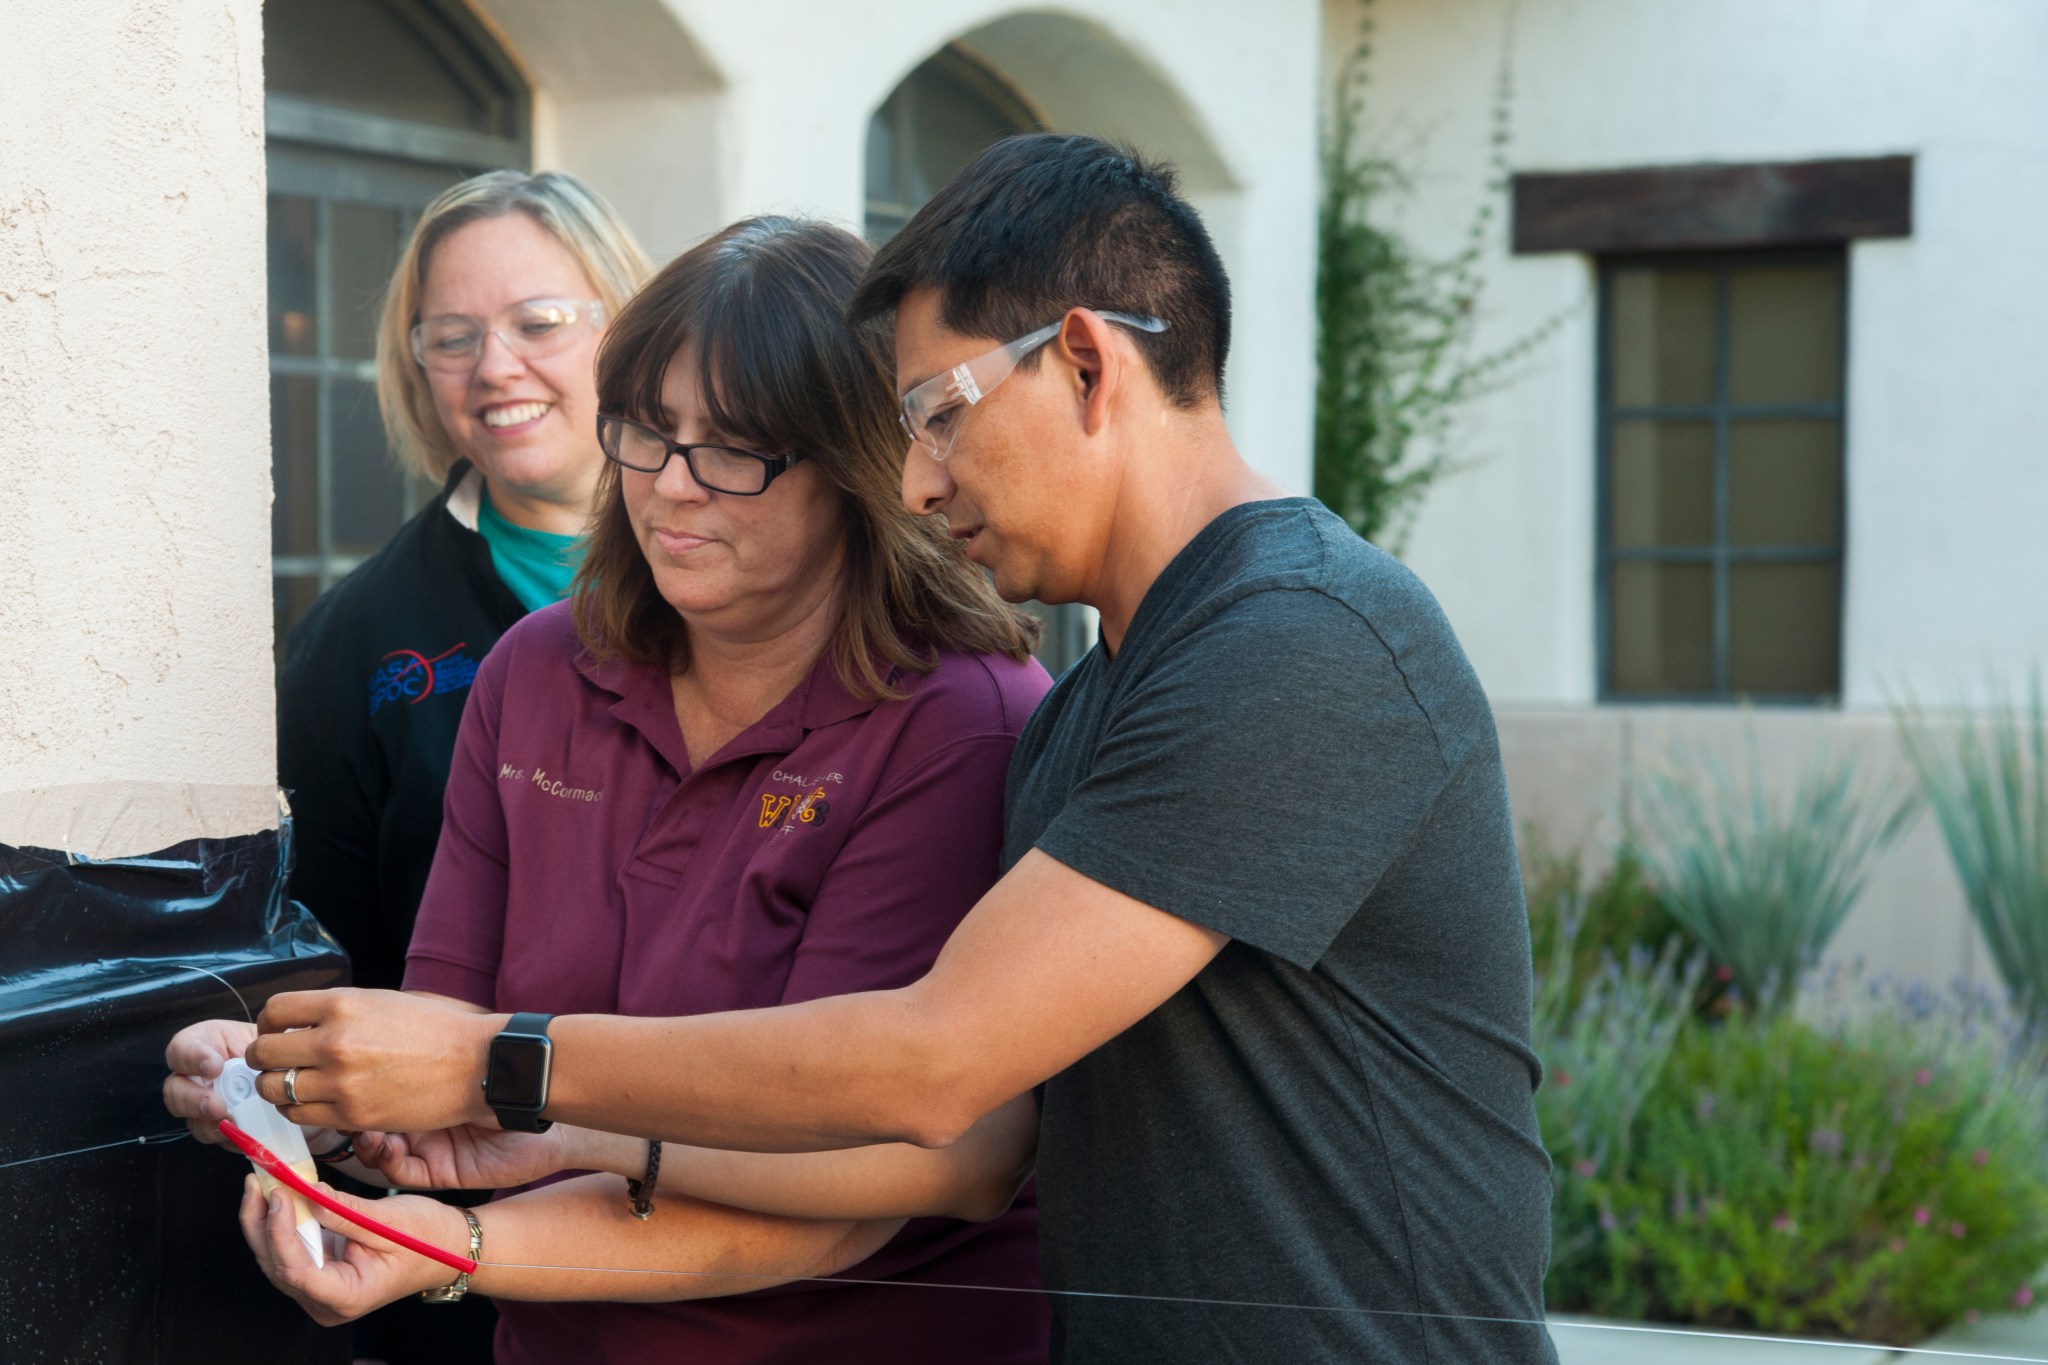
[849,133,1231,407]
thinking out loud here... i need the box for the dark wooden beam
[1511,155,1913,255]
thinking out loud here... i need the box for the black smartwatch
[483,1012,556,1132]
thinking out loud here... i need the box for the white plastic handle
[218,1059,324,1267]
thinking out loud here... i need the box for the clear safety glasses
[899,310,1169,461]
[409,297,606,373]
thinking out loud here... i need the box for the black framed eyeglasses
[596,414,802,496]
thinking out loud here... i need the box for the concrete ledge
[1549,1310,2048,1362]
[1497,704,1988,992]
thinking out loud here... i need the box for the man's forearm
[542,986,975,1152]
[503,853,1223,1153]
[257,852,1225,1143]
[468,1172,902,1303]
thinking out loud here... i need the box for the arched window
[264,0,529,649]
[866,50,1099,671]
[866,48,1041,243]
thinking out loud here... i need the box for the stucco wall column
[0,0,277,855]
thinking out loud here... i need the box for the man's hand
[239,1176,471,1326]
[355,1123,565,1192]
[163,1018,258,1144]
[246,988,503,1133]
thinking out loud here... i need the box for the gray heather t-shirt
[1003,499,1557,1364]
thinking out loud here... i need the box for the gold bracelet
[419,1207,484,1303]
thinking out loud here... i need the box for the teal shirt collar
[476,487,582,612]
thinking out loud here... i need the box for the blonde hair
[374,170,652,481]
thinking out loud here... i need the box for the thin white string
[0,1115,2037,1362]
[0,964,251,1172]
[7,967,2044,1361]
[0,1129,189,1172]
[163,960,257,1025]
[477,1260,2048,1361]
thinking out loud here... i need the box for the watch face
[486,1033,551,1109]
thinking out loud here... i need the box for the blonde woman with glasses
[290,170,647,994]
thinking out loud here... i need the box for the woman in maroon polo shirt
[232,218,1054,1362]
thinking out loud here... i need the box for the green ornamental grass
[1638,739,1916,1011]
[1525,834,1699,997]
[1897,677,2048,1027]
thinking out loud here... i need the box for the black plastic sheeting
[0,822,351,1364]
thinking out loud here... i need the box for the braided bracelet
[626,1139,660,1220]
[310,1133,356,1166]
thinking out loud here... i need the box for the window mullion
[1594,263,1612,699]
[1711,262,1732,697]
[314,197,337,592]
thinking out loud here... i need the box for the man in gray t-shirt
[265,134,1557,1365]
[858,134,1555,1362]
[1005,497,1553,1361]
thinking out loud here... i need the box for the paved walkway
[1549,1312,2048,1364]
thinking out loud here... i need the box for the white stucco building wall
[483,0,1323,494]
[0,0,277,856]
[0,0,1321,856]
[1328,0,2048,709]
[1326,0,2048,988]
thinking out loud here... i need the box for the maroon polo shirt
[405,601,1051,1365]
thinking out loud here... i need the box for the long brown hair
[573,216,1038,695]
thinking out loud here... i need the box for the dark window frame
[864,45,1044,243]
[265,0,531,653]
[264,0,528,168]
[1594,246,1850,705]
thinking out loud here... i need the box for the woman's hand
[239,1176,472,1326]
[246,988,501,1132]
[355,1123,567,1191]
[162,1018,258,1144]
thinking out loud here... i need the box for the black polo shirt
[277,462,525,989]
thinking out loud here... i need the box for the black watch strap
[487,1012,556,1132]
